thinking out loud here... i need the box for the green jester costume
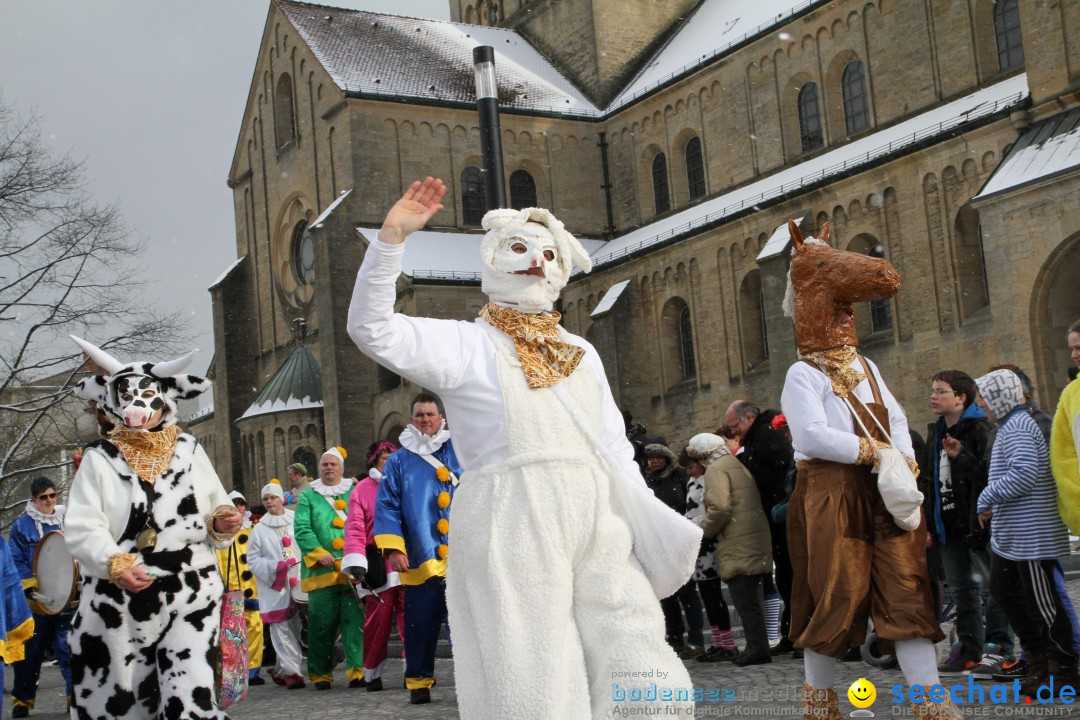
[293,447,364,686]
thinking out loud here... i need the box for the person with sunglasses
[7,477,73,717]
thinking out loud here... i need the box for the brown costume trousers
[787,384,943,657]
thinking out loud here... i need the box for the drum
[31,531,80,615]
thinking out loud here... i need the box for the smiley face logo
[847,678,876,709]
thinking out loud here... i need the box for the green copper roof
[239,345,323,420]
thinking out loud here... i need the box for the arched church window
[509,169,537,209]
[995,0,1024,71]
[461,165,486,226]
[685,137,705,201]
[798,83,823,152]
[275,73,297,150]
[842,60,870,135]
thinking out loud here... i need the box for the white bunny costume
[349,207,700,719]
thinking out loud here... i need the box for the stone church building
[197,0,1080,495]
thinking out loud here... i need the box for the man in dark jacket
[643,442,702,657]
[923,370,1012,677]
[724,400,796,656]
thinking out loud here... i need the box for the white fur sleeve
[64,449,126,580]
[347,235,476,393]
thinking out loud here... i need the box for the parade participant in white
[247,482,304,689]
[64,336,242,720]
[348,178,700,719]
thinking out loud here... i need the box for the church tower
[449,0,700,107]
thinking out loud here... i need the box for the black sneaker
[348,678,366,688]
[410,688,431,704]
[992,658,1028,682]
[697,646,738,663]
[314,681,332,691]
[248,676,266,686]
[770,638,795,655]
[12,707,28,719]
[366,677,383,692]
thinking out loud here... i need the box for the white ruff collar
[310,477,354,497]
[259,509,294,529]
[399,422,451,455]
[368,468,383,481]
[26,502,65,526]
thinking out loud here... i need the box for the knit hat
[228,490,247,504]
[261,483,284,500]
[322,446,346,465]
[686,433,731,465]
[289,462,308,476]
[974,369,1024,421]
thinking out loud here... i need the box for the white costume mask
[480,207,593,314]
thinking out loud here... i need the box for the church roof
[275,0,600,116]
[973,106,1080,203]
[608,0,826,112]
[239,344,324,421]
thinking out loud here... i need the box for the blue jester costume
[374,424,461,691]
[0,534,34,719]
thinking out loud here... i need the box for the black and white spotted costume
[64,335,235,720]
[66,436,234,720]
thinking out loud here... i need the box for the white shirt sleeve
[781,362,861,464]
[347,234,479,394]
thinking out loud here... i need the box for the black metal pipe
[473,46,507,211]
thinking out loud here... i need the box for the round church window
[292,221,315,285]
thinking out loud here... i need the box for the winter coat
[642,443,688,515]
[738,410,794,519]
[922,404,995,548]
[699,454,773,581]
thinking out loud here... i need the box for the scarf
[805,345,864,398]
[107,424,181,483]
[479,302,585,389]
[399,422,451,455]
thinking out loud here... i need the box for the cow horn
[151,350,198,378]
[70,336,125,375]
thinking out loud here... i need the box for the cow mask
[70,335,210,431]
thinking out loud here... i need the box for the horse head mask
[783,220,901,355]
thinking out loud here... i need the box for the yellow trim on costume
[309,673,334,684]
[300,571,349,593]
[1,616,35,664]
[399,558,447,586]
[374,534,407,556]
[347,667,365,682]
[406,676,436,690]
[304,547,331,568]
[12,699,33,710]
[20,578,37,591]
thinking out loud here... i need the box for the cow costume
[64,336,238,720]
[348,178,700,719]
[777,223,954,720]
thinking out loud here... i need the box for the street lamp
[473,45,506,211]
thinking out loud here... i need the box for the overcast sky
[0,0,450,375]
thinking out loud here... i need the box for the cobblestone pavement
[14,576,1080,719]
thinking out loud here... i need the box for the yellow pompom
[269,478,281,485]
[332,517,345,528]
[337,446,348,459]
[437,518,449,535]
[332,538,344,551]
[437,543,448,559]
[334,499,347,510]
[437,491,450,509]
[435,466,450,482]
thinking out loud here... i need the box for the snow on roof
[239,345,324,421]
[591,73,1029,268]
[312,188,352,228]
[756,217,803,262]
[208,256,246,290]
[277,0,600,116]
[590,280,631,318]
[607,0,820,112]
[356,227,606,280]
[973,106,1080,202]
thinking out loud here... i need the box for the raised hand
[379,177,447,245]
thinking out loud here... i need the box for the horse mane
[781,235,828,319]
